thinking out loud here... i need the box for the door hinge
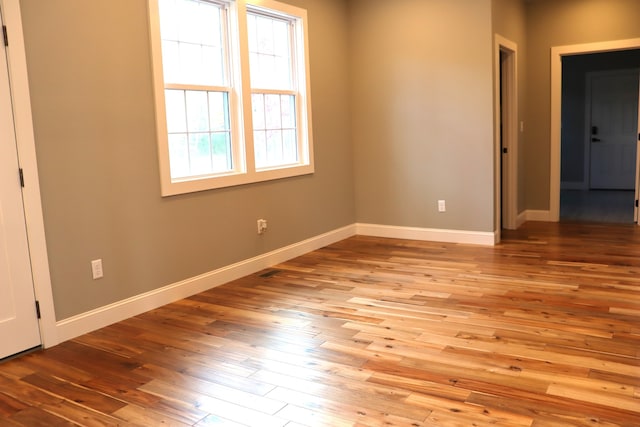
[636,199,639,208]
[35,301,41,319]
[2,26,7,47]
[502,147,508,154]
[19,168,24,187]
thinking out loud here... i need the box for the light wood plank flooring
[1,222,639,426]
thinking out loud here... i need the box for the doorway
[559,51,640,224]
[550,38,640,224]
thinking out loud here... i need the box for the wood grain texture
[1,221,639,426]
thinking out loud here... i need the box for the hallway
[560,189,635,224]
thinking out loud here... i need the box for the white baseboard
[54,222,502,343]
[524,210,552,222]
[356,223,496,246]
[55,224,356,343]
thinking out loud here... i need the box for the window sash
[159,0,231,88]
[164,88,233,179]
[246,7,303,170]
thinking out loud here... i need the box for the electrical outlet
[91,259,103,279]
[257,219,268,235]
[438,200,446,212]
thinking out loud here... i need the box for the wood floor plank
[265,386,428,427]
[1,222,639,426]
[20,373,128,415]
[37,399,125,427]
[111,404,193,426]
[8,406,78,427]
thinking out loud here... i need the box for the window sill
[160,163,315,196]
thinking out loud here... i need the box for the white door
[0,6,41,359]
[588,70,639,190]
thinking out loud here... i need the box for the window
[149,0,313,196]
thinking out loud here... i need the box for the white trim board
[356,223,496,246]
[56,224,356,342]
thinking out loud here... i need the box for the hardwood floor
[1,222,639,426]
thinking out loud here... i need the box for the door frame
[494,34,518,236]
[550,37,640,222]
[2,0,57,347]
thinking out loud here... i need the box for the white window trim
[148,0,314,196]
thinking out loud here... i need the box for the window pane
[254,130,266,167]
[282,129,297,163]
[161,41,180,83]
[178,0,202,44]
[264,94,281,129]
[247,14,257,52]
[273,19,289,56]
[185,90,209,132]
[274,56,291,89]
[197,2,221,46]
[200,45,224,86]
[256,54,276,88]
[209,92,229,131]
[165,89,187,133]
[159,0,226,86]
[159,0,179,40]
[212,132,232,170]
[281,95,295,128]
[266,130,283,166]
[166,89,233,178]
[247,12,293,90]
[168,133,189,178]
[256,15,274,55]
[252,93,297,169]
[188,133,212,175]
[179,43,201,84]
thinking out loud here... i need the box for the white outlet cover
[91,259,103,279]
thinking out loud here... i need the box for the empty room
[1,0,638,425]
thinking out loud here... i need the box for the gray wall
[20,0,355,320]
[561,50,640,185]
[349,0,495,232]
[525,0,640,209]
